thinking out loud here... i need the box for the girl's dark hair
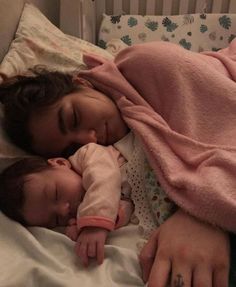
[0,68,80,153]
[0,157,50,225]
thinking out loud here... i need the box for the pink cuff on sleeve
[78,216,115,231]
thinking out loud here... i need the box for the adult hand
[139,209,230,287]
[75,226,109,267]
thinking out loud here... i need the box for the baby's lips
[69,202,78,218]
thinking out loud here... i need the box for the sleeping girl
[1,40,235,287]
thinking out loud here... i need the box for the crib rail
[93,0,236,15]
[60,0,236,44]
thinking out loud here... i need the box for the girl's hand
[139,209,230,287]
[75,227,109,267]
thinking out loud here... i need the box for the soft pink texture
[79,40,236,233]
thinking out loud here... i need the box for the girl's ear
[47,158,72,169]
[73,77,94,88]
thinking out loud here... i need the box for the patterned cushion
[99,13,236,52]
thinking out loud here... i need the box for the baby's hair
[0,68,81,153]
[0,157,50,225]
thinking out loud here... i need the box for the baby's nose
[58,202,70,218]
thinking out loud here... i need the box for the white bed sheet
[0,211,145,287]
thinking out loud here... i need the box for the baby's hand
[65,218,79,241]
[75,226,109,267]
[116,199,134,228]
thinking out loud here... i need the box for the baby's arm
[75,226,109,266]
[76,197,135,266]
[65,199,134,242]
[65,199,134,266]
[65,220,109,266]
[69,143,123,265]
[69,143,123,231]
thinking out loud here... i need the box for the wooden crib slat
[212,0,223,13]
[95,0,106,15]
[146,0,156,15]
[81,0,96,43]
[179,0,189,14]
[130,0,139,14]
[95,0,105,34]
[229,0,236,13]
[113,0,123,15]
[162,0,173,15]
[60,0,82,37]
[195,0,207,13]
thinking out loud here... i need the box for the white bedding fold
[0,212,144,287]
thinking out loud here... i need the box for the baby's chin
[69,204,77,218]
[70,197,81,217]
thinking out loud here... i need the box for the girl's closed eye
[72,107,78,129]
[66,106,77,132]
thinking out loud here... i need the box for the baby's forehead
[21,176,54,228]
[23,172,48,197]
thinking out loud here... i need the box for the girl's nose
[74,129,97,144]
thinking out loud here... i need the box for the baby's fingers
[96,241,105,265]
[75,241,89,267]
[87,242,97,259]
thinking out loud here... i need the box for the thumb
[139,229,159,283]
[82,53,108,68]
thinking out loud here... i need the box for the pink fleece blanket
[79,40,236,233]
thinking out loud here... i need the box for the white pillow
[0,3,113,79]
[0,3,113,171]
[99,13,236,52]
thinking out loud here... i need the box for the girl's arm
[139,209,230,287]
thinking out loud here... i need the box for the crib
[60,0,236,44]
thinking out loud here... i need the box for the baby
[0,143,134,267]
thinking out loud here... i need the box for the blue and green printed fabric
[98,13,236,52]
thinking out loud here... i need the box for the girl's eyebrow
[58,107,67,134]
